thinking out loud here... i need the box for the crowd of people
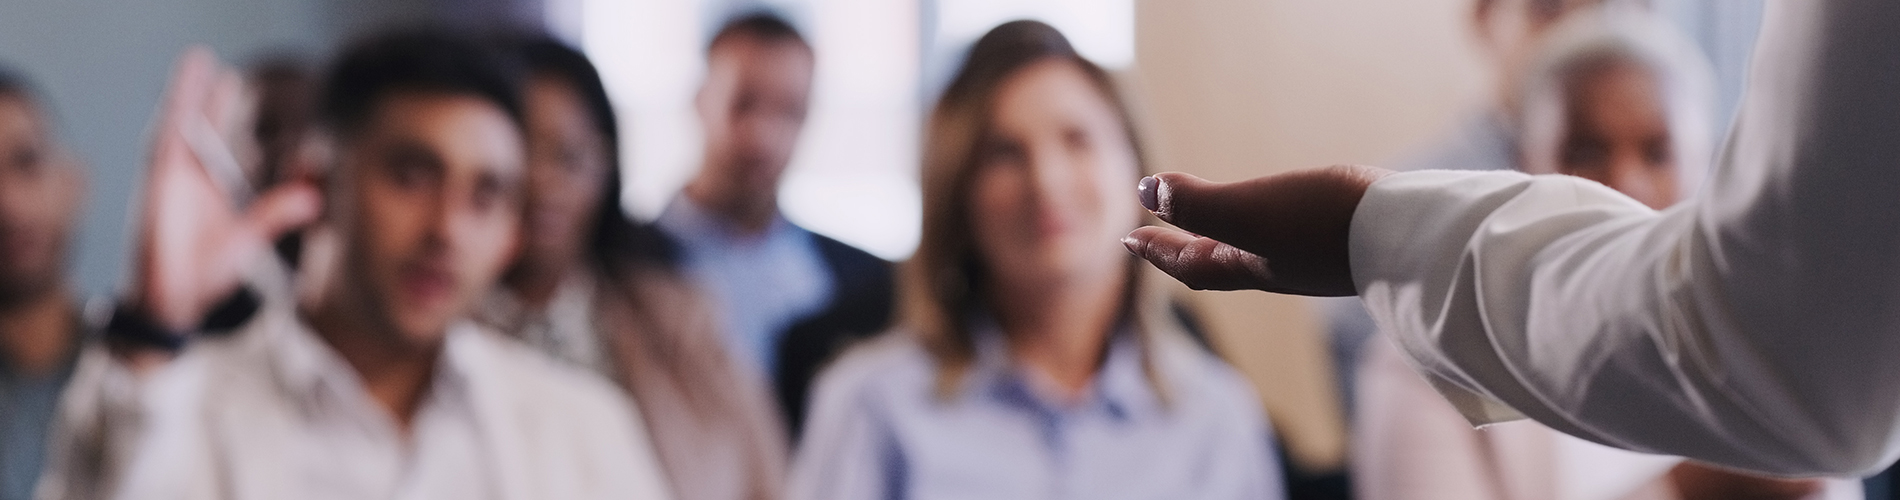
[0,2,1866,500]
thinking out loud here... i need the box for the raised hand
[1121,165,1391,297]
[129,47,322,331]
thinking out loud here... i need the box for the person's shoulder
[797,332,934,443]
[818,333,931,390]
[794,228,896,325]
[456,324,631,414]
[453,325,674,498]
[1151,332,1269,426]
[806,333,932,408]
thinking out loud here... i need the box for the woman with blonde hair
[788,20,1281,500]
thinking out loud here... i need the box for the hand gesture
[1122,165,1391,297]
[130,47,321,331]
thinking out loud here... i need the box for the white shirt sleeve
[1350,0,1900,477]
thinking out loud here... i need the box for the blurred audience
[35,30,670,499]
[0,4,1840,500]
[652,11,897,442]
[480,35,787,500]
[0,67,86,500]
[1352,7,1857,500]
[788,20,1282,500]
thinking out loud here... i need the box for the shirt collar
[965,315,1160,422]
[267,308,476,415]
[656,195,798,249]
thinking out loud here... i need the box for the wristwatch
[104,303,189,353]
[104,287,261,352]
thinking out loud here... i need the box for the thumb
[240,182,322,244]
[1140,172,1208,227]
[1139,166,1390,259]
[1140,171,1280,256]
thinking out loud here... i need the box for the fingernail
[1138,176,1159,212]
[1120,235,1142,255]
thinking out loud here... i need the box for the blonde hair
[907,20,1180,401]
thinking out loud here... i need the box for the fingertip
[1137,176,1159,212]
[254,183,324,233]
[1145,172,1208,223]
[284,184,324,219]
[1123,226,1185,265]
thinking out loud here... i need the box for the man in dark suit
[653,11,894,443]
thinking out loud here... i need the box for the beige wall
[1130,0,1492,473]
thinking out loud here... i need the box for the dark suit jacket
[770,233,895,444]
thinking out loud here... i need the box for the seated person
[481,36,786,500]
[36,30,670,500]
[0,66,87,500]
[652,12,895,440]
[788,20,1282,500]
[1353,7,1857,500]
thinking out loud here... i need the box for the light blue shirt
[790,320,1284,500]
[656,197,834,376]
[0,311,78,500]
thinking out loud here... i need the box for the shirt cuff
[1347,169,1537,427]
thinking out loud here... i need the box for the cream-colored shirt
[36,305,672,500]
[1351,0,1900,477]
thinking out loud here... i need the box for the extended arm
[1128,0,1900,476]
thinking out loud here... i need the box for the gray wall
[0,0,539,299]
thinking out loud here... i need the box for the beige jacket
[591,261,789,500]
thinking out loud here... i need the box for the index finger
[149,47,228,179]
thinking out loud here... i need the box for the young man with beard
[36,30,671,500]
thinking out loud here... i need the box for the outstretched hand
[130,47,322,331]
[1121,165,1391,297]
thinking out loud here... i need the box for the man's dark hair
[320,28,526,141]
[511,35,675,266]
[0,65,45,106]
[0,65,60,139]
[518,37,618,167]
[707,10,810,53]
[0,66,30,100]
